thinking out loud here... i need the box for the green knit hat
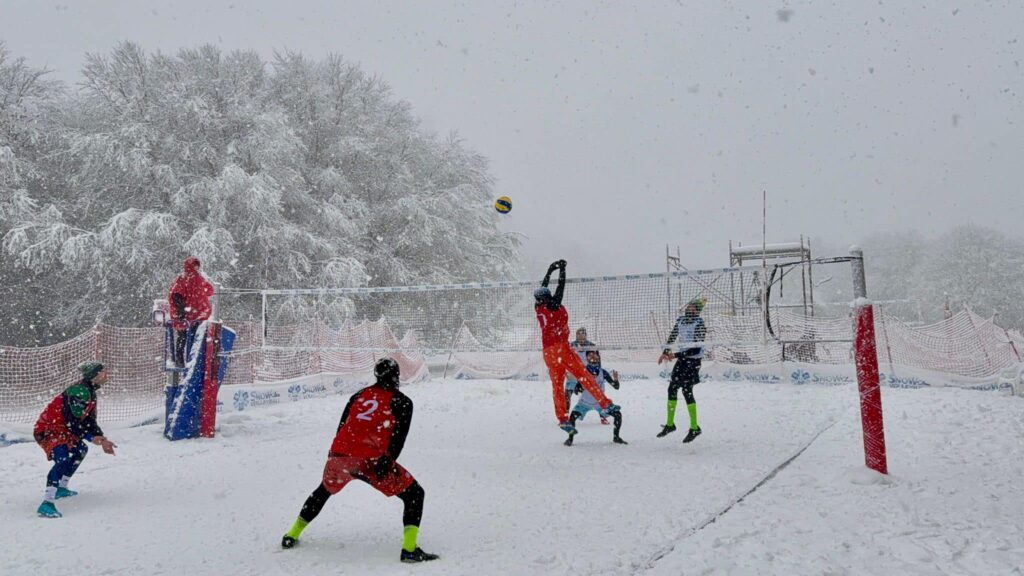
[78,361,104,382]
[687,297,707,313]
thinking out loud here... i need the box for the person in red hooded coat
[33,362,117,518]
[167,257,215,366]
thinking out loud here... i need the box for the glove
[374,455,394,479]
[171,293,187,321]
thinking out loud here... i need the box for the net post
[260,290,268,349]
[850,246,888,474]
[210,282,219,322]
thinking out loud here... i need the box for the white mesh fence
[259,267,780,353]
[4,264,1024,425]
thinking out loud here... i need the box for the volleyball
[495,196,512,214]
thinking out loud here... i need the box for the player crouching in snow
[534,259,621,436]
[280,358,439,563]
[564,350,627,446]
[33,362,118,518]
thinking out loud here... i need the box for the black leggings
[668,359,701,405]
[173,325,198,366]
[568,409,623,437]
[298,481,425,527]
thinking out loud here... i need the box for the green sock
[666,399,678,427]
[286,517,308,539]
[687,402,699,430]
[403,525,419,553]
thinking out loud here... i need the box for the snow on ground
[1,377,1022,575]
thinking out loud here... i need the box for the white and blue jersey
[571,364,615,419]
[565,338,596,390]
[666,316,705,360]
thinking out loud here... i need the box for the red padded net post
[854,302,887,474]
[851,247,888,475]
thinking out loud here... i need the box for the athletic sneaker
[281,536,297,549]
[656,425,676,438]
[558,421,577,434]
[613,436,628,445]
[55,487,78,499]
[682,426,702,443]
[564,429,577,447]
[600,417,610,425]
[401,547,440,563]
[37,501,61,518]
[603,404,621,416]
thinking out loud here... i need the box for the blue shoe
[37,501,62,518]
[55,487,78,499]
[558,421,576,434]
[603,404,621,416]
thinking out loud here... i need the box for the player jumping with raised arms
[534,259,621,437]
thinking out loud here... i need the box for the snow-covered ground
[2,376,1022,575]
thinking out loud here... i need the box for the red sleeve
[168,276,183,300]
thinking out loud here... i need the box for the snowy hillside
[2,377,1021,575]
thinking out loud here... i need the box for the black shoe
[682,426,702,443]
[401,547,440,563]
[613,436,628,445]
[281,535,297,549]
[656,425,676,438]
[563,429,577,446]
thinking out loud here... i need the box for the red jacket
[168,257,214,330]
[536,304,570,349]
[34,383,102,459]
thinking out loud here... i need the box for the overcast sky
[1,0,1021,277]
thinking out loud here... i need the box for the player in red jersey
[280,358,439,564]
[534,260,621,436]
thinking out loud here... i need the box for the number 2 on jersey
[355,399,379,421]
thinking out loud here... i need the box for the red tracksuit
[536,304,613,423]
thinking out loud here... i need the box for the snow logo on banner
[791,370,851,386]
[233,390,250,411]
[231,389,283,411]
[287,383,328,401]
[877,373,929,389]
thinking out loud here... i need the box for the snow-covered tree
[0,43,73,343]
[0,43,520,345]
